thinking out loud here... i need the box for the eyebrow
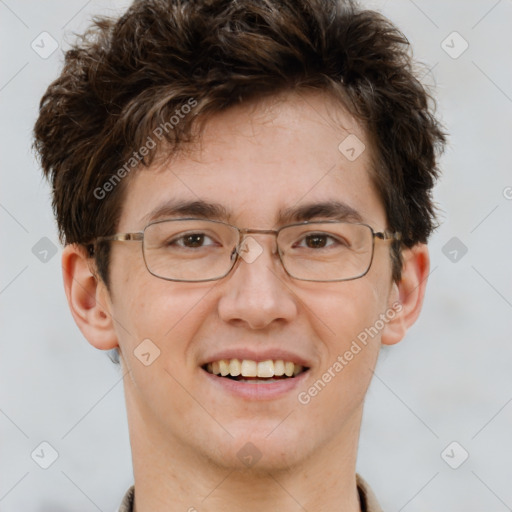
[142,199,363,226]
[278,200,363,224]
[143,199,230,225]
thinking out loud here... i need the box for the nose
[217,235,298,330]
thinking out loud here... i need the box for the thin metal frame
[94,217,402,282]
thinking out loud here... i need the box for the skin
[63,90,429,512]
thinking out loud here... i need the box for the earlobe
[381,243,430,346]
[62,244,119,351]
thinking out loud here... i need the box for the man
[33,0,445,510]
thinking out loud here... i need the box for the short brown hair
[33,0,446,286]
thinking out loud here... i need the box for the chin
[199,426,311,473]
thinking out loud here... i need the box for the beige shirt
[117,473,383,511]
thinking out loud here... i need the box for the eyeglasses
[93,218,401,282]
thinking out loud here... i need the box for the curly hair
[33,0,446,286]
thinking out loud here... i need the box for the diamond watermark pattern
[31,441,59,469]
[31,32,59,59]
[32,237,58,263]
[338,134,366,162]
[441,31,469,59]
[441,441,469,469]
[134,338,161,366]
[237,236,264,264]
[237,442,263,468]
[442,237,468,263]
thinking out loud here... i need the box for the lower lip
[201,368,309,400]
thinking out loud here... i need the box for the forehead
[118,90,386,230]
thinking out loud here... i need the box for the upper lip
[200,348,312,368]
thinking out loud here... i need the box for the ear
[62,244,119,350]
[381,243,430,346]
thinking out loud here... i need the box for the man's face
[106,91,396,471]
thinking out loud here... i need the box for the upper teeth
[206,359,305,378]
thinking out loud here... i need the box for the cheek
[297,277,386,348]
[295,278,388,404]
[112,272,218,365]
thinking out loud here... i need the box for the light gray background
[1,0,511,510]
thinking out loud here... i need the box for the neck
[125,392,364,512]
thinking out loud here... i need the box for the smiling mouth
[202,359,309,382]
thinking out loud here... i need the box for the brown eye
[166,232,217,249]
[182,234,206,247]
[305,234,329,248]
[294,233,347,249]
